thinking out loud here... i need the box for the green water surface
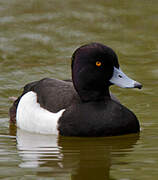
[0,0,158,179]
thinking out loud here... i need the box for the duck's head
[71,42,142,102]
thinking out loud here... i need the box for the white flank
[16,91,65,135]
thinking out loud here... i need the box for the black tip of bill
[134,82,143,89]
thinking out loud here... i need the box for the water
[0,0,158,179]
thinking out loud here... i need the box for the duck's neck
[72,67,111,102]
[76,86,110,102]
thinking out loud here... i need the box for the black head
[71,43,119,102]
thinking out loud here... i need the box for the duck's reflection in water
[15,128,139,180]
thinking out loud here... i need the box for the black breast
[58,99,140,137]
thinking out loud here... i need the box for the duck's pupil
[96,61,101,66]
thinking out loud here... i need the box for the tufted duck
[9,43,142,136]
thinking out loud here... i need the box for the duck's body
[9,43,142,136]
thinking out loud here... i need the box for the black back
[13,78,80,113]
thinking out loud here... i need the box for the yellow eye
[96,61,102,67]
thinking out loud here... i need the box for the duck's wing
[9,78,80,123]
